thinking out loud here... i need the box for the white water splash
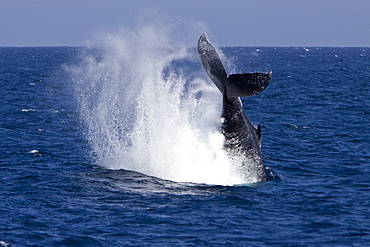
[69,22,252,185]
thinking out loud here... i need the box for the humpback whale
[197,34,272,183]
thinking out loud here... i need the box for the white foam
[69,21,252,185]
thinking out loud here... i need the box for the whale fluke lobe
[227,72,271,97]
[197,34,228,94]
[197,34,273,183]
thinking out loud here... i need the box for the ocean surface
[0,37,369,246]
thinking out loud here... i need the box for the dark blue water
[0,44,369,246]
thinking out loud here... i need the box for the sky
[1,0,370,47]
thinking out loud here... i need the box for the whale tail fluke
[197,34,271,98]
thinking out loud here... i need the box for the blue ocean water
[0,40,369,246]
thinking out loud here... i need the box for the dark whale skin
[197,34,271,182]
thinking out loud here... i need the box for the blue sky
[1,0,369,47]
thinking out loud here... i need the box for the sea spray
[69,24,252,185]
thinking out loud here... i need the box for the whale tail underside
[197,34,271,98]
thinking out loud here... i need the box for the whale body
[197,34,272,182]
